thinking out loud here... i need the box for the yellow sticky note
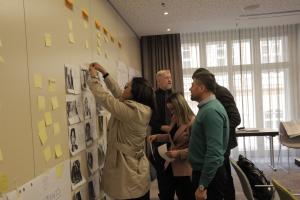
[97,32,101,39]
[48,78,56,92]
[54,144,63,158]
[85,40,89,49]
[44,112,53,126]
[97,47,101,55]
[34,74,43,88]
[55,163,63,178]
[43,146,52,162]
[0,56,4,63]
[38,120,47,145]
[67,19,73,31]
[38,96,46,111]
[51,96,59,110]
[53,122,60,135]
[0,148,3,161]
[68,32,75,44]
[44,33,52,47]
[0,173,8,193]
[83,21,88,29]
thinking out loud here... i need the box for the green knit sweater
[188,98,229,187]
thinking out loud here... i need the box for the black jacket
[215,84,241,150]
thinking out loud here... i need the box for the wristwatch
[198,185,206,191]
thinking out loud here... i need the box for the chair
[230,158,274,200]
[277,122,300,169]
[271,179,300,200]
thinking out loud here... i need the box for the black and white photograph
[66,95,81,125]
[98,144,106,169]
[86,145,99,175]
[85,121,93,146]
[88,171,100,200]
[80,68,89,90]
[68,123,85,156]
[70,156,86,191]
[83,96,92,119]
[65,65,74,93]
[74,190,83,200]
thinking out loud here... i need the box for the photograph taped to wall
[70,156,86,190]
[83,95,92,120]
[86,145,99,175]
[88,170,100,200]
[68,123,86,156]
[74,188,83,200]
[80,67,89,90]
[66,95,81,125]
[98,144,106,169]
[85,120,94,146]
[65,64,81,94]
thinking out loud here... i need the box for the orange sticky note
[95,20,101,30]
[82,9,89,20]
[65,0,73,9]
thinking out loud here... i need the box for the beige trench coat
[88,75,151,199]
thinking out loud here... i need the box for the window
[232,40,252,65]
[260,36,288,64]
[206,41,227,67]
[181,44,200,69]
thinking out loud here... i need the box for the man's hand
[89,62,107,74]
[165,150,179,159]
[195,187,207,200]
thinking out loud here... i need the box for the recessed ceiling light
[167,28,171,32]
[164,11,169,15]
[243,4,260,11]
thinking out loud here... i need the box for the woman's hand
[165,150,179,158]
[90,62,107,75]
[89,65,98,78]
[148,135,158,143]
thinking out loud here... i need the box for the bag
[237,155,274,200]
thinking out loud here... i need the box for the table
[236,128,279,171]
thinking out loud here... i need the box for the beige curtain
[141,34,184,93]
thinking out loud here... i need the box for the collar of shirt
[197,94,216,108]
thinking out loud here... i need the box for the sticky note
[0,173,8,193]
[65,0,73,9]
[97,39,101,47]
[67,19,73,31]
[103,27,108,36]
[0,56,4,63]
[43,146,52,162]
[97,47,101,55]
[38,120,47,145]
[44,112,53,126]
[38,96,46,111]
[54,144,63,158]
[53,122,60,135]
[44,33,52,47]
[95,20,101,30]
[83,21,88,29]
[48,78,56,92]
[0,40,2,47]
[97,32,101,39]
[34,74,43,88]
[0,148,3,161]
[68,32,75,44]
[85,40,89,49]
[82,9,89,19]
[51,96,59,110]
[55,163,63,178]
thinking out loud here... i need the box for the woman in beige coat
[88,62,155,200]
[149,93,195,200]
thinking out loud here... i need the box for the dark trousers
[192,164,229,200]
[128,191,150,200]
[224,150,235,200]
[157,165,194,200]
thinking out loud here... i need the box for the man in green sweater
[188,71,230,200]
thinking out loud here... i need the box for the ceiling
[108,0,300,37]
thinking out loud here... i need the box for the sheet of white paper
[158,144,174,162]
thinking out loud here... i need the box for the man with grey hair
[189,71,229,200]
[149,69,175,200]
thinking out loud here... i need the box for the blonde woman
[149,93,195,200]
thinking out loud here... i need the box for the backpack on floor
[237,155,274,200]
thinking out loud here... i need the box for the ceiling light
[243,4,260,11]
[164,11,168,15]
[167,28,171,32]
